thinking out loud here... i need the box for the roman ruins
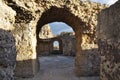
[0,0,119,80]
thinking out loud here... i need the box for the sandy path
[16,56,99,80]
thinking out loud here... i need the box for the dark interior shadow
[80,48,100,76]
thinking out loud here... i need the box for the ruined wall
[37,24,54,56]
[0,1,16,79]
[37,37,63,56]
[0,0,107,79]
[0,0,39,78]
[97,1,120,80]
[59,32,100,75]
[0,30,16,80]
[37,32,76,56]
[39,24,54,39]
[37,39,52,56]
[59,32,76,56]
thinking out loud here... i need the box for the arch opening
[53,41,59,50]
[36,21,78,79]
[37,21,76,56]
[36,5,100,78]
[36,6,84,39]
[51,40,61,55]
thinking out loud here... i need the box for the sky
[91,0,118,5]
[49,22,73,35]
[49,0,118,35]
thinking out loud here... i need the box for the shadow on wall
[50,50,63,55]
[0,29,38,79]
[14,59,39,78]
[77,48,100,76]
[0,29,16,80]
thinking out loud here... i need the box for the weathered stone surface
[38,32,76,56]
[81,48,100,76]
[39,24,54,39]
[0,0,107,79]
[59,32,76,56]
[0,29,16,80]
[37,39,52,56]
[0,0,16,30]
[37,37,63,56]
[97,1,120,80]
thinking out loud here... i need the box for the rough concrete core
[0,29,16,80]
[97,1,120,80]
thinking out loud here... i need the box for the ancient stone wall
[37,39,53,56]
[97,1,120,80]
[39,24,54,39]
[0,0,38,78]
[0,1,16,79]
[38,32,76,56]
[59,32,76,56]
[0,29,16,80]
[37,24,54,56]
[37,32,76,56]
[59,32,100,75]
[37,37,63,56]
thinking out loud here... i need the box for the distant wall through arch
[37,37,63,56]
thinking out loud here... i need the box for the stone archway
[36,6,100,76]
[0,0,107,79]
[36,37,63,56]
[53,41,60,50]
[51,37,63,54]
[36,7,83,76]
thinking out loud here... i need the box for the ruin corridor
[0,0,120,80]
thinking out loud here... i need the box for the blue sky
[91,0,118,5]
[49,22,73,35]
[49,0,118,35]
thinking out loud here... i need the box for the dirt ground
[16,56,99,80]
